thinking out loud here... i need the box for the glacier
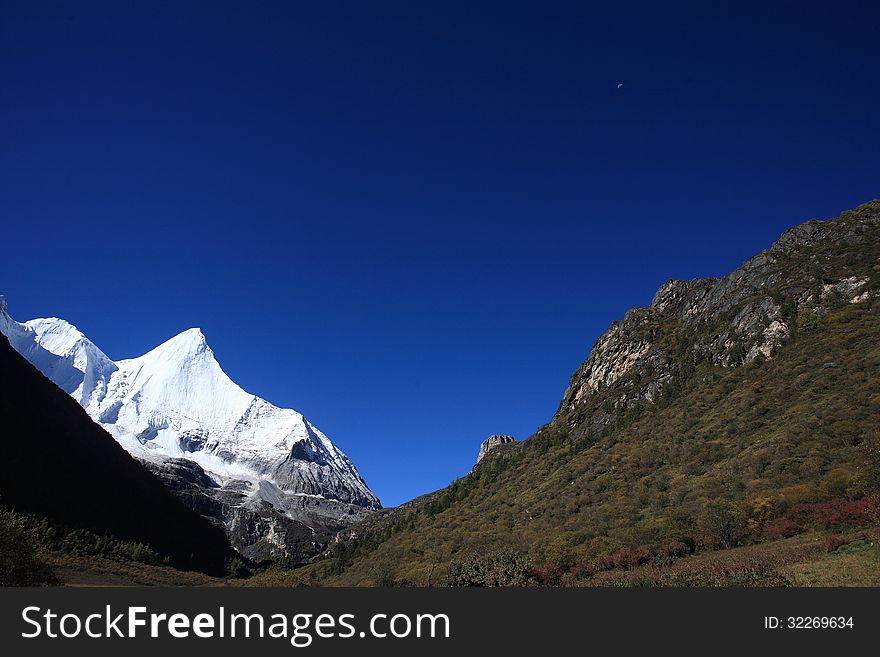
[0,296,379,561]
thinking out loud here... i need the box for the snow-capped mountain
[0,307,118,409]
[0,296,379,561]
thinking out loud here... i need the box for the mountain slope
[302,200,880,585]
[0,301,379,563]
[0,335,236,575]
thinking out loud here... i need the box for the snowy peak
[117,327,218,387]
[117,328,319,448]
[107,326,252,442]
[1,297,380,512]
[0,300,117,407]
[25,317,117,377]
[121,327,212,370]
[26,317,89,352]
[147,327,208,356]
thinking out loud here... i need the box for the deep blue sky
[1,1,878,505]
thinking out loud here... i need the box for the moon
[617,83,623,89]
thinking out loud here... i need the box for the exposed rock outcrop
[144,458,374,563]
[476,435,518,464]
[555,200,880,437]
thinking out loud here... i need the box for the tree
[0,509,59,586]
[226,557,251,579]
[747,496,776,534]
[700,500,748,548]
[796,308,822,333]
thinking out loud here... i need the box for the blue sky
[2,1,878,505]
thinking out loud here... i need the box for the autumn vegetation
[284,292,880,587]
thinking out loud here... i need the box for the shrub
[796,308,822,333]
[446,549,533,586]
[0,509,59,586]
[58,529,161,564]
[823,535,850,553]
[747,496,777,533]
[785,497,876,530]
[226,557,251,579]
[368,563,400,587]
[858,432,880,503]
[596,546,653,571]
[762,517,804,539]
[700,500,749,548]
[529,562,566,586]
[653,540,691,565]
[569,562,596,580]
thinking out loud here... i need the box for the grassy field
[46,553,227,587]
[582,527,880,587]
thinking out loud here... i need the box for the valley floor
[41,525,880,587]
[47,553,227,587]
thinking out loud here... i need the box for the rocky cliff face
[476,435,518,464]
[555,200,880,437]
[144,458,373,563]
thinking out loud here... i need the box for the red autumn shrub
[784,497,875,530]
[569,562,595,579]
[785,502,827,525]
[841,498,873,523]
[609,546,652,569]
[658,540,692,559]
[762,517,804,539]
[823,535,850,553]
[529,562,566,586]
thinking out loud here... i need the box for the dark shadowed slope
[0,336,237,576]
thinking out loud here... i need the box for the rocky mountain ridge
[555,200,879,437]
